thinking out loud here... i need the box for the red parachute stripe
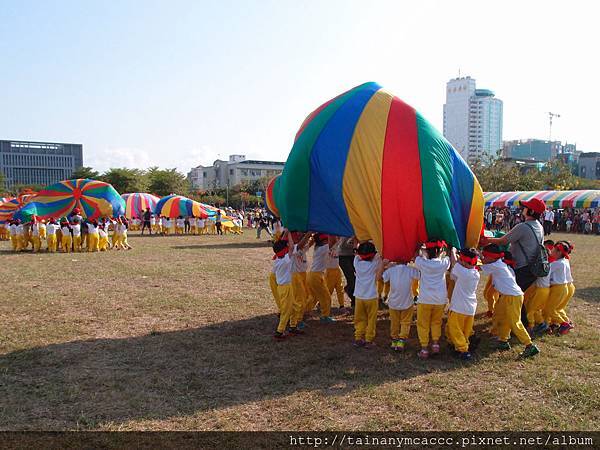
[381,97,427,262]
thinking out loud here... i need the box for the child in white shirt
[46,219,59,252]
[446,248,480,360]
[414,240,450,359]
[353,241,383,348]
[71,220,82,252]
[544,241,574,335]
[382,259,420,351]
[272,231,296,339]
[307,233,336,323]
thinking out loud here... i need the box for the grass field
[0,231,598,431]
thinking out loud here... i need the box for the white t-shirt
[46,224,58,235]
[118,223,128,234]
[535,272,550,288]
[161,218,168,227]
[273,253,292,285]
[61,226,71,235]
[291,245,308,273]
[549,258,570,285]
[98,228,108,238]
[414,256,450,305]
[176,219,185,228]
[9,224,17,236]
[16,224,24,235]
[198,219,205,228]
[150,217,156,225]
[31,223,40,236]
[480,260,523,296]
[566,260,573,283]
[353,255,380,300]
[544,210,555,222]
[87,223,97,234]
[72,224,81,236]
[449,263,480,316]
[310,244,329,273]
[382,264,420,310]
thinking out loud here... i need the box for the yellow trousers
[354,298,378,342]
[307,271,331,317]
[99,235,109,251]
[496,294,532,345]
[525,286,549,327]
[389,307,413,340]
[544,284,569,325]
[31,236,41,252]
[484,276,499,314]
[377,279,390,298]
[446,274,456,300]
[10,235,19,251]
[557,283,575,323]
[411,279,419,298]
[47,234,57,252]
[88,232,99,252]
[291,272,307,326]
[446,311,474,353]
[269,272,280,312]
[326,267,345,308]
[416,303,445,347]
[73,235,82,252]
[276,284,293,333]
[61,235,72,253]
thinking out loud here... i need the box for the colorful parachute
[154,195,208,218]
[0,198,20,223]
[17,179,125,220]
[484,190,600,209]
[265,176,280,217]
[122,193,160,219]
[269,82,484,262]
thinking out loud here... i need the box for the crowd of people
[485,206,600,235]
[270,198,577,361]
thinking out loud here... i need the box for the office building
[503,139,577,163]
[443,76,503,162]
[578,152,600,180]
[0,140,83,188]
[188,155,284,190]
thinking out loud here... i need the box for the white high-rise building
[443,76,503,163]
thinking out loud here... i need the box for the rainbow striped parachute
[0,198,20,223]
[484,190,600,209]
[122,193,160,219]
[17,179,125,220]
[154,195,208,218]
[265,176,280,217]
[269,82,484,262]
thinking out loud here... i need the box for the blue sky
[1,0,598,172]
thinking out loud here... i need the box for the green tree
[100,168,147,194]
[146,167,189,197]
[71,166,100,180]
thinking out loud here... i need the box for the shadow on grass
[0,311,501,429]
[575,287,600,303]
[171,241,272,250]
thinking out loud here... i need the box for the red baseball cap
[521,198,546,214]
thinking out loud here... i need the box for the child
[197,217,205,235]
[87,219,100,252]
[307,233,336,323]
[480,244,539,357]
[272,232,297,339]
[446,248,480,360]
[291,232,311,329]
[176,216,185,235]
[381,258,420,351]
[414,239,450,359]
[98,224,110,251]
[46,218,58,252]
[71,219,82,252]
[119,217,133,250]
[559,241,575,331]
[325,241,346,313]
[60,220,72,253]
[39,220,47,240]
[353,241,382,348]
[544,241,573,335]
[524,241,554,335]
[30,217,42,253]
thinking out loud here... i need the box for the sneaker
[520,344,540,358]
[320,316,336,323]
[459,352,473,361]
[353,339,366,348]
[496,341,511,351]
[533,322,548,334]
[430,343,441,355]
[396,338,406,351]
[558,323,570,335]
[547,324,559,335]
[390,340,399,350]
[289,327,304,336]
[297,321,306,330]
[364,341,376,349]
[273,331,286,340]
[417,349,429,360]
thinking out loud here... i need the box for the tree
[146,167,189,197]
[71,166,100,180]
[100,168,147,194]
[0,171,6,193]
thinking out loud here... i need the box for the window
[229,169,234,175]
[203,172,207,177]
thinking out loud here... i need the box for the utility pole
[548,112,560,141]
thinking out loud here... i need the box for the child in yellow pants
[544,241,574,335]
[481,246,539,358]
[269,271,280,313]
[307,234,335,323]
[353,242,382,348]
[446,248,480,360]
[326,254,345,311]
[291,232,311,328]
[382,260,420,351]
[60,222,72,253]
[272,232,301,339]
[414,240,450,359]
[524,240,553,335]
